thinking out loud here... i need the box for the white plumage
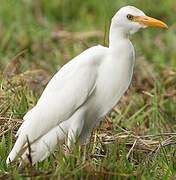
[6,6,167,165]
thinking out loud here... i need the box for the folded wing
[6,45,106,163]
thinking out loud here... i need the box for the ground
[0,0,176,179]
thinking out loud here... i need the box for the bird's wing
[7,45,107,163]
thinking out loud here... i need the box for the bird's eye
[127,14,133,21]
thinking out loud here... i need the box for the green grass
[0,0,176,179]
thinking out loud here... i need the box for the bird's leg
[67,117,84,149]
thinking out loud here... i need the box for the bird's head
[112,6,168,35]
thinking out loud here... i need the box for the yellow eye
[127,14,133,21]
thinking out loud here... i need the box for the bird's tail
[6,107,36,164]
[6,135,26,164]
[20,121,70,165]
[6,120,70,165]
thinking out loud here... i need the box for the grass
[0,0,176,179]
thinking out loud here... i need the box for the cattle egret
[6,6,167,165]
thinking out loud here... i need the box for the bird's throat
[109,24,129,49]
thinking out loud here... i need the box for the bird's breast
[90,50,135,118]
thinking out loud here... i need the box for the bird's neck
[109,23,129,49]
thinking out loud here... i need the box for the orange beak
[133,16,168,29]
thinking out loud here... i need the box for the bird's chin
[129,24,146,34]
[129,28,140,35]
[141,25,147,29]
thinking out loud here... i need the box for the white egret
[6,6,167,165]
